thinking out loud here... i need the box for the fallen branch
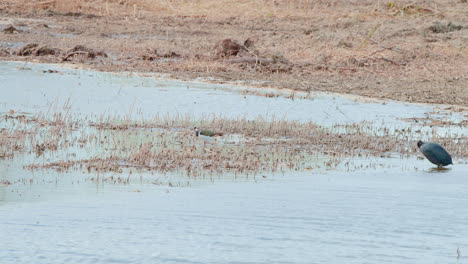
[300,62,381,74]
[62,51,90,61]
[366,37,406,53]
[224,57,274,65]
[380,57,407,66]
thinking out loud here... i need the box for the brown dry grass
[2,111,466,177]
[4,0,374,18]
[1,0,467,105]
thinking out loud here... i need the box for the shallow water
[1,61,467,264]
[0,62,444,122]
[1,159,468,264]
[1,61,465,139]
[0,41,25,49]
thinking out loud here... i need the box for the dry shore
[1,0,467,106]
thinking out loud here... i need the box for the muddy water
[0,61,467,264]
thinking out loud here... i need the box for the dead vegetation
[141,48,181,61]
[428,22,464,34]
[0,0,467,105]
[2,24,21,34]
[15,43,60,56]
[62,44,107,61]
[1,110,466,177]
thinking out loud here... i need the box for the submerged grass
[1,112,467,178]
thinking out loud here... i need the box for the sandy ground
[0,0,467,106]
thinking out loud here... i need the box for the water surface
[0,61,466,264]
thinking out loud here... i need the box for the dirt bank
[1,0,467,106]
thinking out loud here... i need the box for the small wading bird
[194,127,224,137]
[417,140,453,168]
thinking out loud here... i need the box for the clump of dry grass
[0,110,468,164]
[0,129,27,159]
[25,158,120,172]
[3,108,468,177]
[124,138,302,176]
[23,124,327,175]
